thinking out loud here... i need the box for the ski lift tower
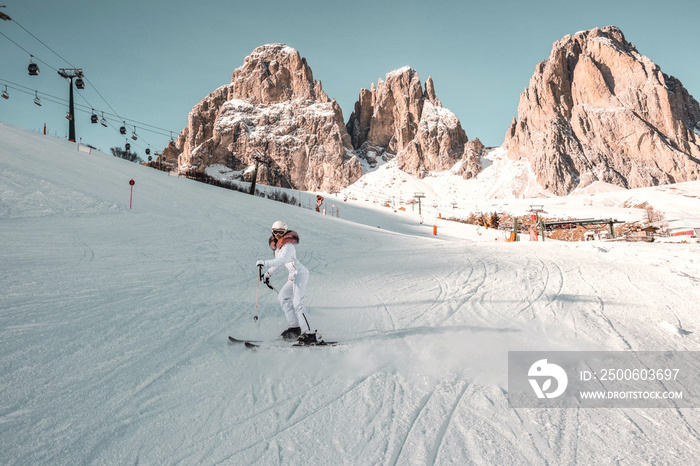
[528,204,547,241]
[249,150,265,195]
[414,192,425,215]
[57,68,84,142]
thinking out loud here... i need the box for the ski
[243,340,339,349]
[228,336,262,344]
[292,340,338,347]
[229,336,294,345]
[230,335,339,348]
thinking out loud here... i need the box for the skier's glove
[263,271,271,285]
[256,260,265,267]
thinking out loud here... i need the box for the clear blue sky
[1,0,698,156]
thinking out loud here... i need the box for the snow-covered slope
[2,123,700,464]
[337,145,700,229]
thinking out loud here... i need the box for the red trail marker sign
[129,179,135,209]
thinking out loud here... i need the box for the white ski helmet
[271,220,288,236]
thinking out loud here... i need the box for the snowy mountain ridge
[168,29,700,199]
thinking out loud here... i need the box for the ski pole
[261,270,278,294]
[254,264,262,322]
[263,279,278,294]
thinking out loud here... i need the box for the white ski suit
[261,231,311,333]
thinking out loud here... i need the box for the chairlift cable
[1,18,128,134]
[0,77,177,139]
[1,84,159,153]
[0,31,58,72]
[9,16,128,127]
[11,18,77,69]
[2,16,173,137]
[1,17,177,149]
[82,76,123,121]
[0,82,169,146]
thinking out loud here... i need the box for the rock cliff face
[346,67,472,177]
[165,44,362,192]
[456,138,485,180]
[504,26,700,195]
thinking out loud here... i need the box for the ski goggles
[272,229,287,237]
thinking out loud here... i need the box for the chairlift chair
[33,91,41,106]
[131,127,138,141]
[65,112,73,121]
[2,85,8,99]
[100,112,108,127]
[28,56,39,76]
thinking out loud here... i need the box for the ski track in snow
[2,123,700,464]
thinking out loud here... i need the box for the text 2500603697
[596,368,680,382]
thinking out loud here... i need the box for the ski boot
[280,327,301,341]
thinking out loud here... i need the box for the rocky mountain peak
[163,44,361,192]
[423,76,441,107]
[346,67,472,176]
[504,25,700,195]
[230,43,329,105]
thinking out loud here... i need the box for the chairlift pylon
[33,90,41,106]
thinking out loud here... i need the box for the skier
[256,221,317,345]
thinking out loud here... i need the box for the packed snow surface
[2,123,700,464]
